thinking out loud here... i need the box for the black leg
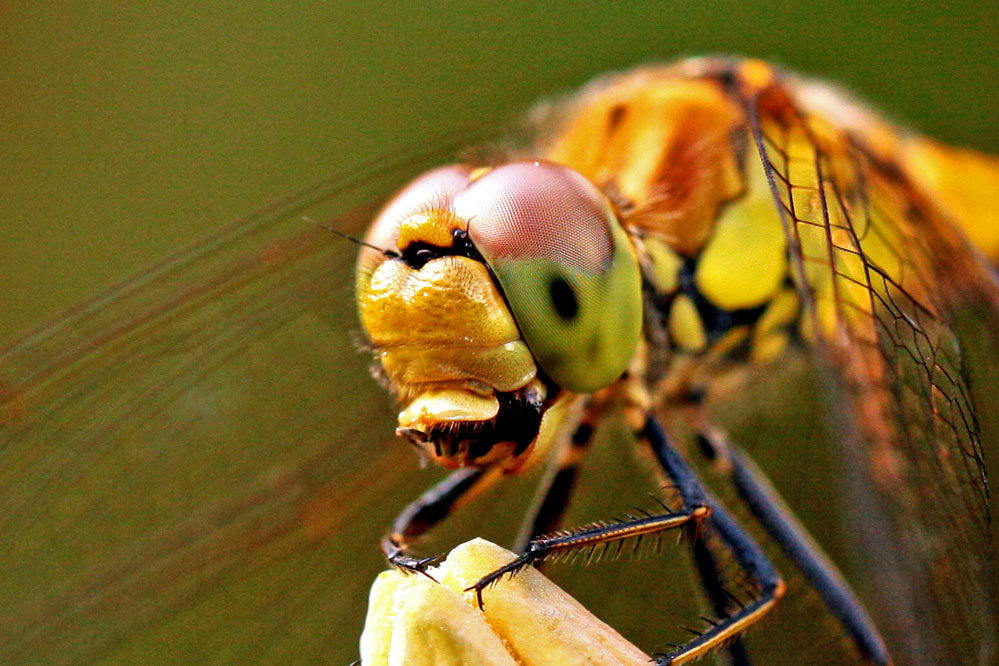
[382,467,494,572]
[467,417,712,608]
[468,503,710,609]
[643,415,785,665]
[518,409,752,665]
[467,413,783,666]
[698,425,892,666]
[690,535,754,666]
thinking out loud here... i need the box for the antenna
[307,216,400,258]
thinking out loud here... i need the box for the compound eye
[357,165,472,279]
[456,161,642,393]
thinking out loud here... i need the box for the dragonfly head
[356,161,643,469]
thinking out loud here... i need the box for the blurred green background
[1,1,996,345]
[1,3,997,666]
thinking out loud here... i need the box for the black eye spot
[549,277,578,320]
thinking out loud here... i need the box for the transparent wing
[746,80,999,664]
[0,135,492,665]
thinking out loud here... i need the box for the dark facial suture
[399,228,483,269]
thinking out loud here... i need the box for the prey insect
[355,58,999,664]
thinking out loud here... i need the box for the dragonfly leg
[696,424,892,666]
[466,410,715,610]
[515,405,754,666]
[642,415,785,665]
[689,535,754,666]
[382,466,498,573]
[467,508,711,610]
[512,416,597,554]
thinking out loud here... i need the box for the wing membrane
[0,136,492,665]
[745,79,998,664]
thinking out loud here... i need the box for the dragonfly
[1,57,997,666]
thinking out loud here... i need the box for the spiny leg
[643,415,785,665]
[467,410,714,609]
[467,414,782,663]
[468,502,710,609]
[516,406,754,666]
[697,424,892,666]
[382,466,497,573]
[689,535,754,666]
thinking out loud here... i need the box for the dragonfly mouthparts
[395,385,547,469]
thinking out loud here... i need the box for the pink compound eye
[356,159,643,394]
[457,161,616,273]
[455,161,642,393]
